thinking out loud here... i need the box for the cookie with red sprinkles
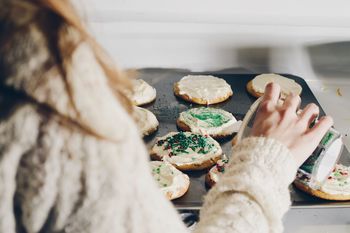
[294,164,350,201]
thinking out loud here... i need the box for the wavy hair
[30,0,132,112]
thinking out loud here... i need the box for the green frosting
[183,107,231,128]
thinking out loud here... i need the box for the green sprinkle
[157,132,214,156]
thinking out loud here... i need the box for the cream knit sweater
[0,1,298,233]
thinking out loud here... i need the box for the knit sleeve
[194,137,298,233]
[0,104,42,233]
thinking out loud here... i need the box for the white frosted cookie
[294,164,350,201]
[132,106,159,137]
[205,158,229,188]
[247,73,302,99]
[177,107,242,138]
[174,75,233,105]
[151,132,222,171]
[150,161,190,200]
[130,79,156,106]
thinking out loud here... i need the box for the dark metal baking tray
[139,69,350,210]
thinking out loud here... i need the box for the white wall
[82,0,350,27]
[74,0,350,80]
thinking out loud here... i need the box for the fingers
[259,83,281,112]
[298,103,319,128]
[295,116,333,166]
[282,94,301,112]
[305,116,334,142]
[262,82,280,105]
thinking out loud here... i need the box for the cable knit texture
[0,1,298,233]
[196,137,298,233]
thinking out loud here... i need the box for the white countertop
[306,79,350,150]
[284,208,350,233]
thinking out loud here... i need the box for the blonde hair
[31,0,132,112]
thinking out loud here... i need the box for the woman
[0,1,333,233]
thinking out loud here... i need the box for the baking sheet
[139,69,350,209]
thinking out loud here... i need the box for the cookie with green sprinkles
[177,107,242,138]
[294,164,350,201]
[150,161,190,200]
[151,132,222,171]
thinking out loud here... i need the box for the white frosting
[133,106,159,136]
[252,74,302,98]
[177,75,233,104]
[179,107,242,137]
[152,132,222,167]
[130,79,156,106]
[321,164,350,195]
[150,161,189,199]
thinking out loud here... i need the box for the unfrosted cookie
[174,75,233,105]
[294,164,350,201]
[177,107,242,139]
[247,73,302,99]
[205,158,229,188]
[129,79,156,106]
[132,106,159,137]
[151,132,222,171]
[150,161,190,200]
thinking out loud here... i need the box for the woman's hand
[251,83,333,167]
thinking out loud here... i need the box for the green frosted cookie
[177,107,241,138]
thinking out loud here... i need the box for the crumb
[321,86,329,92]
[336,88,343,97]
